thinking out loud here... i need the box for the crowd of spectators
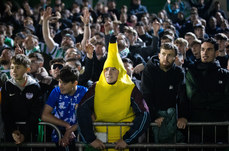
[0,0,229,150]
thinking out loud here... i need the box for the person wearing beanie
[77,36,150,151]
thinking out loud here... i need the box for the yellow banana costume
[94,41,135,151]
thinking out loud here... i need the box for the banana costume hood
[94,39,135,144]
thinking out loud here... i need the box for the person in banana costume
[77,36,150,151]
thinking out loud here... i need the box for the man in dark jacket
[141,43,188,143]
[186,38,229,144]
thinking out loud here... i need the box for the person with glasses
[48,58,65,92]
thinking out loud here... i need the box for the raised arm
[42,7,56,51]
[80,8,91,51]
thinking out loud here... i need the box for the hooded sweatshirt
[1,75,43,142]
[141,55,188,121]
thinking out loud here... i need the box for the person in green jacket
[186,37,229,146]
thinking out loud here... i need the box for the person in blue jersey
[41,65,88,151]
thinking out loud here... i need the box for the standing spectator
[122,57,141,90]
[174,38,189,67]
[190,39,202,60]
[1,54,43,144]
[28,52,52,85]
[209,1,228,20]
[0,47,14,79]
[42,7,91,59]
[141,43,188,144]
[188,0,213,19]
[193,24,209,41]
[49,58,65,90]
[0,34,8,54]
[165,0,184,23]
[184,32,197,62]
[41,66,88,150]
[77,36,150,150]
[136,22,153,47]
[206,16,221,38]
[215,33,229,69]
[185,38,229,145]
[129,0,148,21]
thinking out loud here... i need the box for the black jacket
[141,56,188,121]
[186,60,229,121]
[1,76,43,142]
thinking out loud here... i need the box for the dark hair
[28,52,44,62]
[151,16,161,23]
[95,41,105,46]
[202,38,219,51]
[94,32,105,38]
[161,34,173,42]
[49,58,65,66]
[11,54,31,67]
[122,58,133,66]
[160,43,178,56]
[66,58,82,68]
[58,66,79,83]
[136,21,145,26]
[215,33,228,41]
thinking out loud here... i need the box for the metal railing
[0,122,229,150]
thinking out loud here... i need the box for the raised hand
[43,7,52,21]
[80,8,90,25]
[104,20,113,35]
[85,40,95,59]
[15,44,24,55]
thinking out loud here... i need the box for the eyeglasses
[53,64,63,70]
